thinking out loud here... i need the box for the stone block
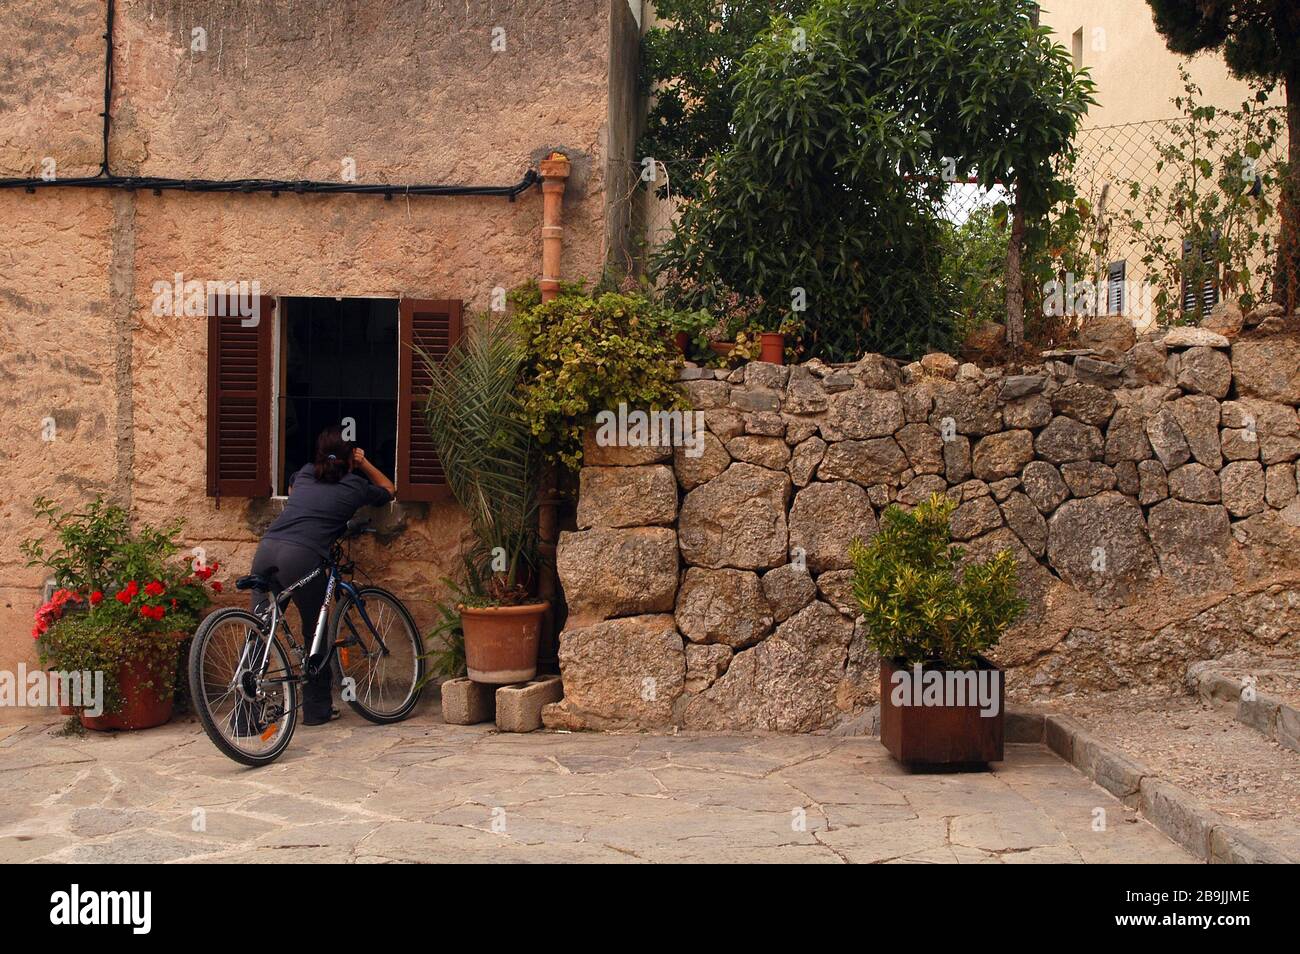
[1005,708,1044,743]
[440,677,495,725]
[1139,777,1216,861]
[495,675,564,733]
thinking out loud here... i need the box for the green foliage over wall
[511,284,684,472]
[653,0,1093,361]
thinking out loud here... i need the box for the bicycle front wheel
[331,586,424,724]
[188,608,298,766]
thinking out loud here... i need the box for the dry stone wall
[545,326,1300,733]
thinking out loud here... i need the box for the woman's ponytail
[313,426,353,483]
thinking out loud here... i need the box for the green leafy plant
[1146,0,1299,310]
[849,494,1025,669]
[22,497,217,715]
[417,576,476,686]
[652,0,1094,361]
[20,496,183,593]
[662,304,716,357]
[638,0,815,201]
[38,611,183,716]
[420,314,540,605]
[939,206,1012,346]
[512,285,684,470]
[1123,68,1281,325]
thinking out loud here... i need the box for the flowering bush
[22,497,219,714]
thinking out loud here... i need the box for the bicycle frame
[241,553,392,694]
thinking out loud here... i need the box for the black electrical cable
[0,0,537,201]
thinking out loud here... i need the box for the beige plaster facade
[1038,0,1283,127]
[0,0,643,717]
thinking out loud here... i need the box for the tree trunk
[1004,189,1027,350]
[1274,67,1300,312]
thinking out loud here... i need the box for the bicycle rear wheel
[188,608,298,766]
[331,586,424,724]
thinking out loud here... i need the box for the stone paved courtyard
[0,707,1194,863]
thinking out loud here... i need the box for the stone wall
[0,0,633,716]
[546,324,1300,732]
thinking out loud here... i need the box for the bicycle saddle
[235,567,280,593]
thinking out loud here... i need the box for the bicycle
[187,522,424,766]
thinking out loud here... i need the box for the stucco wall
[0,0,629,720]
[1038,0,1285,128]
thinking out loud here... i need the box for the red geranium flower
[144,580,165,597]
[90,590,103,605]
[116,590,132,604]
[211,581,223,594]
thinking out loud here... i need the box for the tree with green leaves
[652,0,1093,361]
[1146,0,1300,309]
[638,0,814,200]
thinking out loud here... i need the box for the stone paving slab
[0,708,1194,864]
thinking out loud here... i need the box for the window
[207,295,461,501]
[278,297,398,494]
[1180,236,1220,316]
[1071,28,1083,71]
[1106,260,1125,316]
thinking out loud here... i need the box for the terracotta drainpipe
[539,154,570,302]
[536,153,570,669]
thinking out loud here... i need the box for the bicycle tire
[330,586,425,724]
[188,607,299,767]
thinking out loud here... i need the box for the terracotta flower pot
[674,331,690,356]
[81,655,174,731]
[461,602,546,684]
[709,341,736,362]
[759,332,785,364]
[878,656,1004,770]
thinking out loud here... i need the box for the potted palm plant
[849,494,1025,769]
[420,315,545,684]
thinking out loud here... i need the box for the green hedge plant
[511,284,685,471]
[849,494,1025,669]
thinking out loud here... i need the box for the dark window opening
[278,297,399,494]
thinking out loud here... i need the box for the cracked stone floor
[0,705,1194,863]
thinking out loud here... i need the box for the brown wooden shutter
[206,295,274,497]
[397,298,463,502]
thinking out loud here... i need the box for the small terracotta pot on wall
[81,655,175,731]
[461,603,547,684]
[674,332,690,356]
[759,332,785,365]
[878,656,1004,770]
